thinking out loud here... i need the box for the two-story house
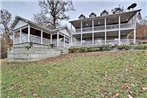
[69,9,141,47]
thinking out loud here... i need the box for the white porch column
[57,32,59,46]
[19,28,22,44]
[118,15,121,45]
[41,30,43,44]
[134,14,137,44]
[50,34,52,44]
[104,17,107,45]
[63,35,65,48]
[92,20,94,45]
[28,25,30,42]
[127,35,129,45]
[13,31,15,45]
[134,28,136,44]
[70,35,73,46]
[71,23,72,30]
[81,21,83,45]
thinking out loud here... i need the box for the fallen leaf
[127,94,133,98]
[142,87,147,91]
[112,93,119,98]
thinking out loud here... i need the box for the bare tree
[33,13,53,29]
[36,0,74,29]
[0,9,12,44]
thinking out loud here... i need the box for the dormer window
[79,14,86,19]
[112,7,123,14]
[89,12,96,18]
[100,10,109,16]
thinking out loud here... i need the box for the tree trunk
[4,34,13,46]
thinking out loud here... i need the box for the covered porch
[12,16,70,48]
[13,26,70,48]
[72,29,135,47]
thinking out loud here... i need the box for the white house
[70,9,141,47]
[8,8,143,61]
[11,16,71,48]
[8,16,71,61]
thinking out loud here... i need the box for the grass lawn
[1,50,147,98]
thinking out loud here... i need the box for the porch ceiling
[70,9,141,28]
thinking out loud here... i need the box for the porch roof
[11,16,58,34]
[69,9,141,28]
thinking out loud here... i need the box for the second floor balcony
[70,9,141,34]
[74,22,135,33]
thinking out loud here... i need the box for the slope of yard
[1,50,147,98]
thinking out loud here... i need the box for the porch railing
[72,39,135,46]
[31,34,42,44]
[14,33,70,48]
[14,33,51,46]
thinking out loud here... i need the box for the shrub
[69,45,113,53]
[1,38,11,59]
[69,44,147,53]
[132,44,147,50]
[117,45,131,50]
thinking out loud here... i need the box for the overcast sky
[0,0,147,27]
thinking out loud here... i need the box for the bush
[132,44,147,50]
[0,37,12,59]
[69,47,95,53]
[69,44,147,53]
[69,45,113,53]
[117,45,131,50]
[1,39,8,59]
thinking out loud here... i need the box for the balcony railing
[75,23,134,33]
[72,39,135,46]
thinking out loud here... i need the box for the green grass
[1,50,147,98]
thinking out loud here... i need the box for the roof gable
[89,12,96,18]
[58,27,71,37]
[79,14,86,19]
[11,16,58,34]
[13,20,28,30]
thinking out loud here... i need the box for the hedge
[69,44,147,53]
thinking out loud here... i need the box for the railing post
[28,25,30,42]
[81,21,83,45]
[118,15,121,45]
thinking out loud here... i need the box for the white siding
[14,20,28,30]
[60,29,70,37]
